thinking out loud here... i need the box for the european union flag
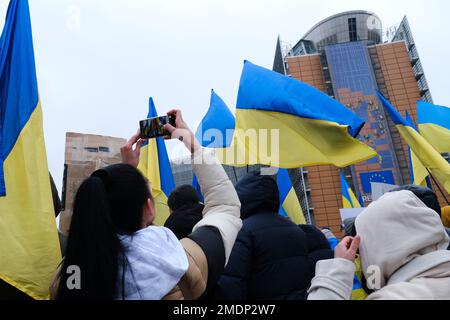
[360,171,395,194]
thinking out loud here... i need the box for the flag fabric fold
[378,92,450,193]
[405,112,431,188]
[0,0,61,299]
[418,101,450,153]
[137,98,175,226]
[220,61,377,168]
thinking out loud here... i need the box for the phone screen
[140,115,176,139]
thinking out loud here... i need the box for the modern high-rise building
[273,10,449,236]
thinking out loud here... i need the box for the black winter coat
[214,171,333,300]
[164,203,204,240]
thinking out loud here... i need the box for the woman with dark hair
[49,110,242,300]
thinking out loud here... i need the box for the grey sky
[0,0,448,194]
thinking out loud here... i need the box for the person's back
[215,171,332,300]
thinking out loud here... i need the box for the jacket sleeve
[190,148,242,264]
[214,226,253,300]
[307,258,355,300]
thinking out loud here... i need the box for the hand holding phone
[164,109,201,154]
[139,114,176,139]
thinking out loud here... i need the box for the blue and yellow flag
[195,89,235,148]
[418,101,450,153]
[405,112,432,188]
[340,173,361,209]
[378,92,450,193]
[277,168,306,224]
[218,61,377,168]
[193,89,235,200]
[138,98,175,226]
[0,0,61,299]
[358,193,365,207]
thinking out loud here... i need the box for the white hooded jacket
[308,190,450,300]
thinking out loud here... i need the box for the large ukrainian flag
[277,168,306,224]
[137,98,175,226]
[418,101,450,153]
[0,0,61,299]
[405,112,431,188]
[220,61,377,168]
[196,90,307,224]
[378,92,450,193]
[340,173,361,209]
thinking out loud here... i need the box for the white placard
[339,208,365,222]
[371,182,399,201]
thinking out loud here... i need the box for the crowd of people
[8,109,450,300]
[46,109,450,300]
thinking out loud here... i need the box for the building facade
[274,10,448,236]
[171,156,261,188]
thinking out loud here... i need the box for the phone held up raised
[139,114,176,139]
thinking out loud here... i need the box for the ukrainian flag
[405,112,432,188]
[193,89,235,200]
[137,98,175,226]
[340,173,361,209]
[0,0,61,299]
[378,92,450,193]
[196,90,307,224]
[418,101,450,153]
[277,168,307,224]
[195,89,235,148]
[219,61,377,168]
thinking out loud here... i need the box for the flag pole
[425,168,449,205]
[232,166,238,183]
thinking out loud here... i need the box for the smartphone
[140,115,176,139]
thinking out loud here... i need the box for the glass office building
[273,10,445,235]
[297,11,382,52]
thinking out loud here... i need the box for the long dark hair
[57,164,151,300]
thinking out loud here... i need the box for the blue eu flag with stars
[360,171,395,193]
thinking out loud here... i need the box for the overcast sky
[0,0,448,194]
